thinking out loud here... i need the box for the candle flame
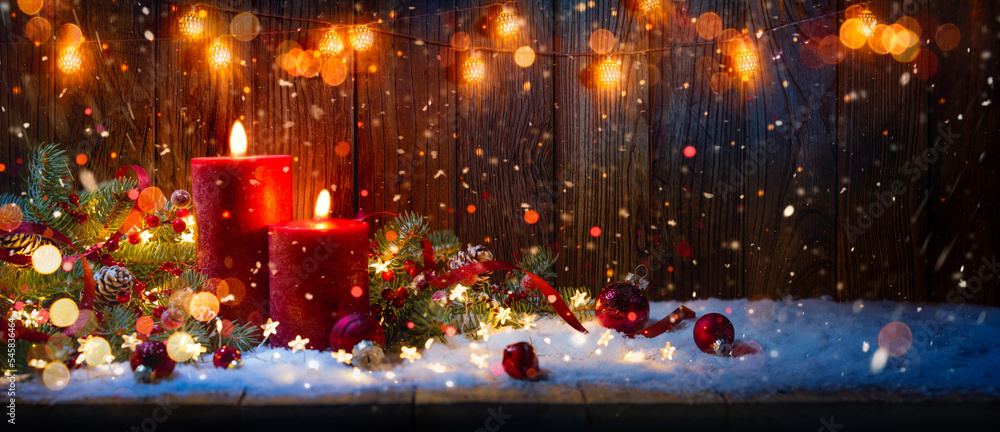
[314,190,331,219]
[230,121,248,156]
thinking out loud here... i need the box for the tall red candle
[191,121,292,326]
[268,192,369,350]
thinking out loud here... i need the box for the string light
[637,0,660,12]
[463,55,486,84]
[179,11,205,39]
[734,45,758,81]
[318,29,344,56]
[596,58,621,88]
[208,40,232,69]
[495,11,519,38]
[57,46,83,74]
[858,8,878,37]
[350,25,375,51]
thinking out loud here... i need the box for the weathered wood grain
[355,0,457,231]
[743,0,837,300]
[836,0,928,302]
[455,0,557,264]
[553,0,651,291]
[1,10,51,191]
[251,0,354,220]
[649,0,746,301]
[925,0,1000,306]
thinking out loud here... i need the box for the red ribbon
[625,305,696,338]
[426,260,590,334]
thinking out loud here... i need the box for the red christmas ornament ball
[145,214,160,228]
[329,313,385,352]
[381,270,395,281]
[171,219,187,233]
[595,282,649,333]
[127,232,141,245]
[129,340,176,375]
[212,346,243,369]
[693,313,735,355]
[502,342,540,380]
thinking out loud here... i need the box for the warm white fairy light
[622,350,635,361]
[288,335,309,352]
[858,8,877,37]
[476,321,495,341]
[350,26,375,51]
[470,353,489,369]
[496,307,512,325]
[121,332,141,351]
[428,363,446,373]
[597,329,614,347]
[596,58,621,88]
[462,55,486,84]
[333,349,353,364]
[260,318,280,339]
[449,284,469,302]
[520,313,538,330]
[734,46,758,81]
[186,342,208,359]
[139,230,154,243]
[424,338,436,350]
[400,346,421,363]
[208,40,233,69]
[637,0,660,12]
[58,47,84,74]
[495,11,519,38]
[318,29,345,57]
[570,291,589,308]
[660,341,676,361]
[179,11,205,39]
[369,259,392,274]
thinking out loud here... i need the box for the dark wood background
[2,0,997,305]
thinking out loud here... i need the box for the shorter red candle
[268,191,369,350]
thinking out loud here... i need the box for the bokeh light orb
[189,292,220,322]
[49,298,79,327]
[166,331,197,362]
[0,203,23,231]
[588,29,615,54]
[43,362,71,391]
[18,0,45,15]
[514,46,536,68]
[32,244,62,274]
[878,321,912,356]
[230,12,261,42]
[82,336,112,366]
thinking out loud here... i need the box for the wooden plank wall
[1,0,997,305]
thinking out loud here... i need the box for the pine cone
[447,245,494,290]
[93,265,136,309]
[0,233,54,257]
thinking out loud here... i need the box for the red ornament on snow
[502,342,540,380]
[693,313,735,355]
[595,266,650,333]
[212,346,243,369]
[329,313,385,352]
[129,340,176,376]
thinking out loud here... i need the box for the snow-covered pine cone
[0,232,54,257]
[93,265,136,309]
[447,245,494,290]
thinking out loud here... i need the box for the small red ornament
[176,208,191,218]
[502,342,540,380]
[129,340,176,375]
[116,292,131,304]
[520,274,538,291]
[380,288,394,301]
[127,232,141,245]
[152,305,167,317]
[693,313,735,355]
[145,214,160,228]
[105,238,120,253]
[329,313,386,352]
[395,286,409,300]
[212,346,243,369]
[595,267,650,333]
[391,297,405,308]
[171,219,187,233]
[381,270,395,281]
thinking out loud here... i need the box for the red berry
[403,259,415,268]
[161,262,174,271]
[150,324,164,335]
[105,239,120,253]
[395,287,409,300]
[153,305,167,317]
[146,293,158,302]
[100,254,114,266]
[171,268,183,276]
[391,297,405,308]
[69,194,80,206]
[116,292,131,304]
[133,282,147,293]
[171,219,187,233]
[370,304,383,315]
[176,208,190,218]
[145,214,160,227]
[381,288,394,301]
[127,232,141,245]
[381,270,395,281]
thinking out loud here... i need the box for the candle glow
[230,121,248,156]
[314,190,332,219]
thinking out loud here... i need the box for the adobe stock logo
[473,406,512,432]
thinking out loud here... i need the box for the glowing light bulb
[208,40,232,69]
[637,0,660,12]
[734,47,758,81]
[495,12,518,38]
[57,47,83,74]
[596,58,621,88]
[229,120,248,156]
[314,190,331,219]
[318,29,344,57]
[350,26,375,51]
[463,56,485,84]
[858,8,877,37]
[179,11,205,39]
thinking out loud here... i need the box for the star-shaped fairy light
[476,321,495,341]
[260,318,280,340]
[400,346,421,363]
[75,336,93,365]
[470,353,489,369]
[369,259,392,274]
[333,349,353,364]
[571,290,589,308]
[121,332,141,351]
[597,329,614,347]
[520,313,537,330]
[660,341,676,361]
[496,307,512,326]
[288,335,309,352]
[449,284,469,302]
[186,342,208,358]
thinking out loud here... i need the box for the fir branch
[98,304,141,361]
